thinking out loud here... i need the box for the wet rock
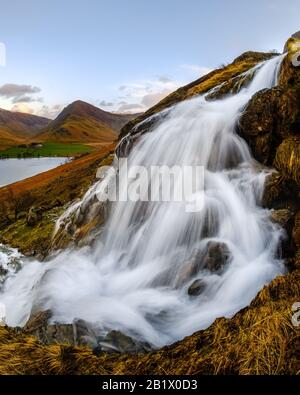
[188,279,206,296]
[23,313,151,354]
[24,310,53,333]
[24,310,78,345]
[37,324,76,345]
[271,209,295,229]
[176,243,231,286]
[176,249,201,287]
[203,242,231,272]
[73,319,98,348]
[98,330,152,354]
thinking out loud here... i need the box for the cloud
[11,103,34,114]
[0,83,41,98]
[12,95,43,104]
[157,75,172,83]
[115,76,182,113]
[99,100,114,107]
[36,104,63,119]
[117,102,145,113]
[141,91,171,108]
[180,64,212,77]
[0,83,43,106]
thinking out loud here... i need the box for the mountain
[39,100,139,144]
[0,108,50,139]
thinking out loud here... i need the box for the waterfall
[0,55,286,348]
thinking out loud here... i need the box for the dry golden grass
[0,269,299,375]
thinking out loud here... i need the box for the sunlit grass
[0,142,93,158]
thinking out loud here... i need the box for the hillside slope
[0,108,50,139]
[0,127,25,149]
[39,100,138,144]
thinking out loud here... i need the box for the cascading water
[0,55,286,348]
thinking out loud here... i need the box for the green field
[0,142,93,158]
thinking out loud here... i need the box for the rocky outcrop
[283,30,300,53]
[274,137,300,185]
[238,87,300,164]
[23,311,151,354]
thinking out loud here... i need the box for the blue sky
[0,0,299,118]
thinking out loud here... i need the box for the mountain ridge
[0,101,141,149]
[36,100,140,144]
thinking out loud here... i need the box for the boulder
[274,137,300,186]
[262,172,298,209]
[238,87,300,164]
[278,49,300,87]
[188,279,206,296]
[271,208,295,229]
[202,242,231,272]
[283,31,300,53]
[24,310,53,333]
[97,330,152,354]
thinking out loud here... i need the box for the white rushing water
[0,55,286,347]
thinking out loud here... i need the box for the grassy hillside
[0,142,93,158]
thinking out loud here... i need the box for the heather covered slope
[0,39,299,375]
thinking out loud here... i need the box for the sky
[0,0,299,119]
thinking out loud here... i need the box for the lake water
[0,158,68,187]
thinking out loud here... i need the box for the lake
[0,158,68,187]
